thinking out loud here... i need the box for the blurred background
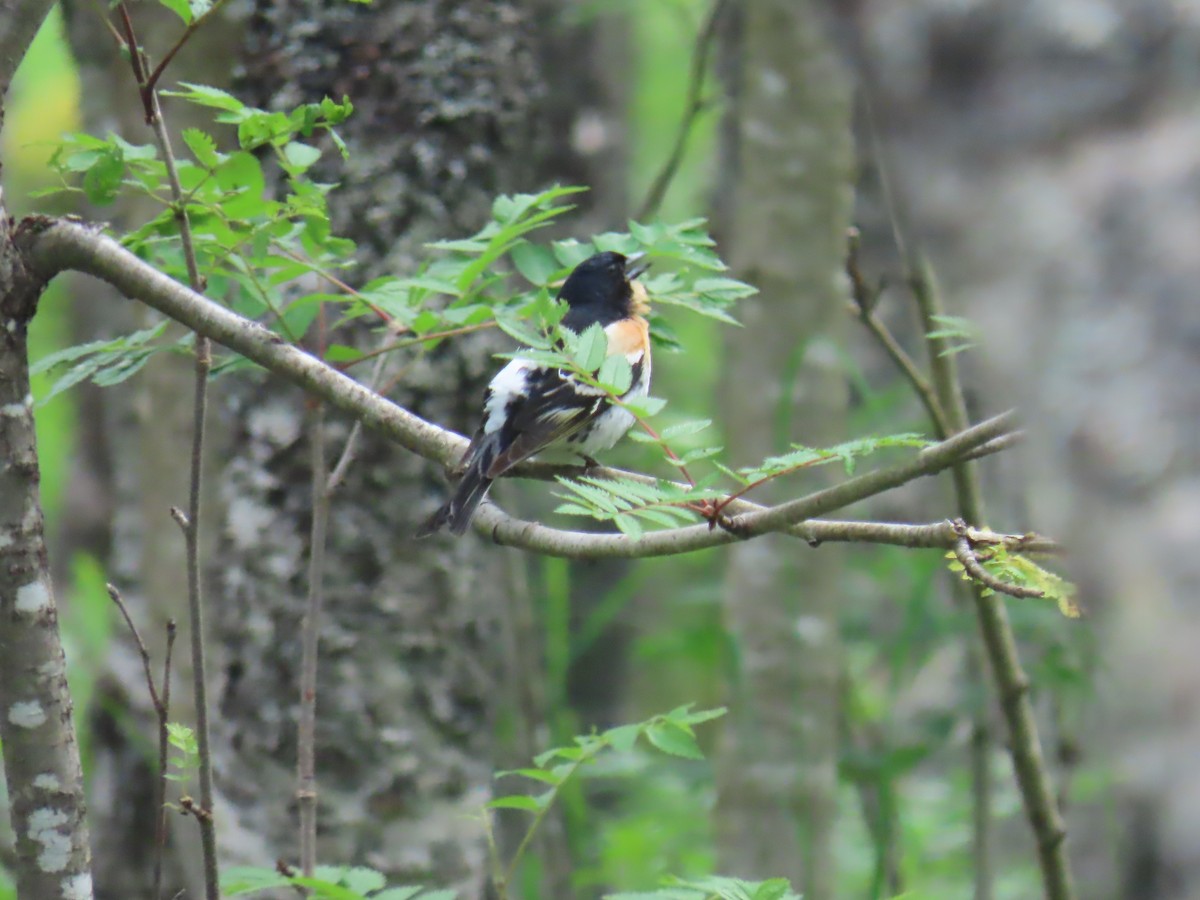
[2,1,1197,898]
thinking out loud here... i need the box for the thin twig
[105,583,177,899]
[154,619,177,900]
[297,400,329,876]
[846,229,951,438]
[143,0,234,95]
[959,431,1025,463]
[326,348,389,493]
[336,321,497,372]
[117,2,220,892]
[106,583,164,714]
[966,635,991,900]
[483,811,509,900]
[635,0,729,221]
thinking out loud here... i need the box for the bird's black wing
[485,366,609,477]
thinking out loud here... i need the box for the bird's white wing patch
[483,359,530,434]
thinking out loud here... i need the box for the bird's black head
[557,251,646,329]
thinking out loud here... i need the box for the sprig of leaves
[164,721,199,788]
[925,313,979,357]
[605,875,800,900]
[946,544,1080,618]
[736,433,931,484]
[554,475,725,538]
[492,705,724,886]
[221,864,454,899]
[492,704,725,815]
[29,322,173,406]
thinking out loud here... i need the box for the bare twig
[297,400,329,876]
[104,585,177,900]
[635,0,729,221]
[116,3,220,891]
[846,228,952,438]
[107,583,165,714]
[325,349,388,493]
[155,620,178,900]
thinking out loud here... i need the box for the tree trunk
[57,2,610,897]
[0,195,94,899]
[713,2,853,897]
[2,9,95,893]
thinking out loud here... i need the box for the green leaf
[670,446,722,466]
[495,767,562,786]
[621,395,666,418]
[156,0,194,23]
[644,722,704,760]
[162,82,248,114]
[283,141,322,174]
[166,722,198,754]
[340,867,386,895]
[371,890,424,900]
[220,865,292,895]
[181,128,220,168]
[487,793,549,812]
[573,322,608,372]
[613,513,644,539]
[602,723,641,753]
[286,876,361,900]
[671,705,727,726]
[660,419,713,440]
[596,353,633,394]
[214,151,266,218]
[510,242,561,286]
[82,145,124,205]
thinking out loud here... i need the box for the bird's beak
[625,252,650,280]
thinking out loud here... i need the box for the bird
[419,250,652,536]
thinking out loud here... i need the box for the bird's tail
[417,460,494,537]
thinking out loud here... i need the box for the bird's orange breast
[605,316,650,359]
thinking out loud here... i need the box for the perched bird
[420,251,651,536]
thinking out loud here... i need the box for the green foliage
[605,874,800,900]
[554,475,724,538]
[946,545,1080,618]
[492,704,725,813]
[222,864,454,899]
[924,314,978,357]
[36,81,752,406]
[552,433,932,537]
[156,0,212,26]
[164,721,200,787]
[737,433,931,484]
[29,322,171,406]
